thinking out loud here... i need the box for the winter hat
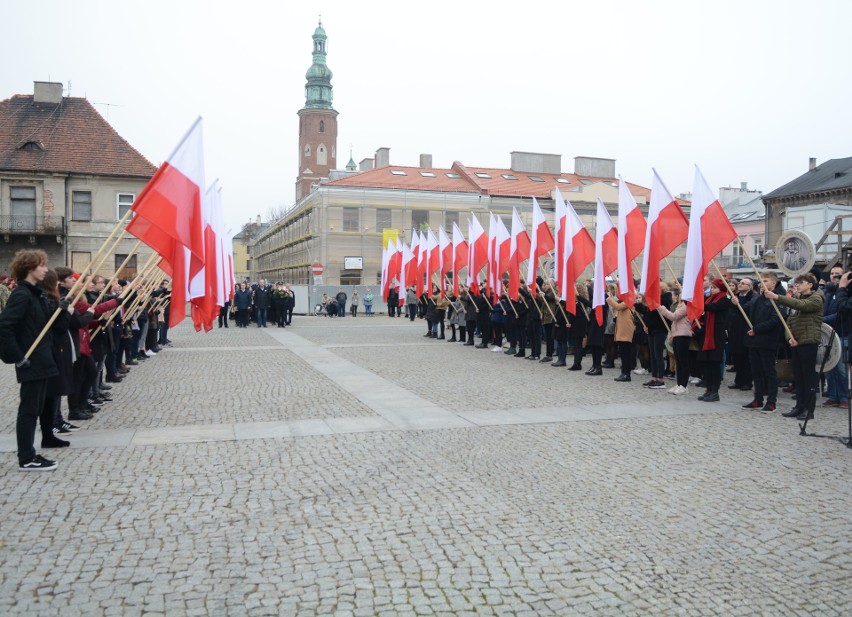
[711,278,725,291]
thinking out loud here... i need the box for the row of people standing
[232,280,295,328]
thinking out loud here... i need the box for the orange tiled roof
[0,95,157,178]
[325,160,651,201]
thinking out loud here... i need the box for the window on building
[752,236,764,258]
[445,173,461,179]
[115,254,138,279]
[528,176,545,182]
[318,144,327,166]
[376,208,392,233]
[420,171,436,177]
[319,120,325,133]
[732,237,745,261]
[411,209,429,230]
[340,273,361,285]
[474,172,491,179]
[343,207,359,232]
[556,178,570,184]
[10,186,36,231]
[391,170,407,176]
[304,144,311,157]
[72,191,92,221]
[71,251,91,274]
[117,193,135,220]
[445,211,459,230]
[501,174,518,180]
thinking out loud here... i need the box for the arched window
[304,145,311,157]
[319,120,325,133]
[317,145,327,166]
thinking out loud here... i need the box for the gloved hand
[15,357,31,369]
[59,298,71,310]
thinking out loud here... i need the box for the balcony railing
[0,215,65,235]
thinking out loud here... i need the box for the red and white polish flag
[527,198,555,296]
[616,176,647,308]
[592,198,618,326]
[561,198,595,314]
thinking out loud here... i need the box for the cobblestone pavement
[0,316,849,615]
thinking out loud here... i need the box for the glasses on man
[831,274,842,279]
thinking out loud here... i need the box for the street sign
[311,262,324,276]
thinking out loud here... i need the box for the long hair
[40,269,60,302]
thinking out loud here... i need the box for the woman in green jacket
[764,272,824,419]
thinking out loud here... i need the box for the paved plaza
[0,315,849,616]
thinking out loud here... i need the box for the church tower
[296,19,338,201]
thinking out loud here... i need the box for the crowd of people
[0,249,170,471]
[317,289,376,317]
[229,279,296,328]
[401,264,850,421]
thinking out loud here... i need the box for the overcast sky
[3,0,851,235]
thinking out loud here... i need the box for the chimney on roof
[359,158,374,171]
[420,154,433,169]
[375,147,390,168]
[33,81,63,105]
[809,157,817,171]
[510,151,561,174]
[574,156,616,178]
[741,182,748,191]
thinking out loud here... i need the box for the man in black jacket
[0,250,67,470]
[253,279,271,327]
[736,272,785,413]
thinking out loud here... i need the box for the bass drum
[817,323,842,373]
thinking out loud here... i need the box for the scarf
[702,291,728,351]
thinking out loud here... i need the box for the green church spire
[304,18,334,110]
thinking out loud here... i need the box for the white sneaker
[689,376,701,384]
[145,349,156,357]
[633,368,648,375]
[668,385,679,394]
[491,346,502,352]
[673,385,688,395]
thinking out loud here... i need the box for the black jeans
[617,341,634,374]
[527,321,542,357]
[792,343,819,410]
[543,323,554,358]
[672,336,691,388]
[703,360,723,392]
[648,331,667,378]
[749,347,778,403]
[18,379,48,464]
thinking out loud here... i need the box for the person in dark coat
[635,288,673,388]
[253,279,272,326]
[568,284,592,371]
[387,287,399,317]
[283,286,295,325]
[695,278,732,402]
[735,272,784,412]
[0,250,68,470]
[233,282,252,328]
[585,282,607,376]
[728,278,755,391]
[40,270,78,438]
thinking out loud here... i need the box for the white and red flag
[639,169,690,310]
[553,189,568,289]
[394,237,405,303]
[526,198,555,296]
[616,176,647,307]
[487,213,498,296]
[496,215,511,296]
[561,198,596,315]
[452,222,468,297]
[416,230,427,297]
[401,240,415,290]
[508,207,531,300]
[190,181,223,332]
[467,215,488,295]
[438,226,452,292]
[682,166,738,320]
[592,198,618,326]
[380,245,389,302]
[426,228,440,296]
[126,117,205,329]
[382,239,400,301]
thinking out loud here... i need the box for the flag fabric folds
[592,198,618,325]
[616,177,647,308]
[438,226,452,292]
[553,190,568,288]
[508,208,530,300]
[639,169,689,310]
[126,117,205,329]
[527,198,555,296]
[682,166,738,321]
[452,222,468,298]
[561,199,595,315]
[467,215,488,295]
